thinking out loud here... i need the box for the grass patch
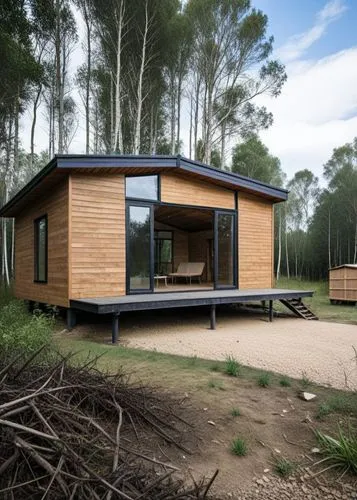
[231,407,241,417]
[279,376,291,387]
[0,297,54,355]
[300,372,312,389]
[231,438,247,456]
[316,426,357,474]
[224,355,241,377]
[274,457,296,477]
[316,402,332,420]
[257,372,270,388]
[276,277,357,324]
[208,378,225,390]
[210,363,221,372]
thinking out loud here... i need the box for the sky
[22,0,357,182]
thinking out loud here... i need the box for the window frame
[125,174,160,202]
[34,214,48,283]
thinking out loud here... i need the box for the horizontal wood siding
[70,173,125,298]
[161,174,235,209]
[238,192,273,289]
[329,267,357,301]
[14,179,69,307]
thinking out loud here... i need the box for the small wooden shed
[329,264,357,304]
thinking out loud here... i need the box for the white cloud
[259,47,357,180]
[276,0,347,63]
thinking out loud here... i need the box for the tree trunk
[328,208,331,269]
[133,0,149,155]
[84,3,91,154]
[276,206,282,281]
[114,1,124,153]
[220,122,226,169]
[176,73,183,153]
[193,76,201,160]
[204,84,213,163]
[284,207,290,279]
[11,218,15,277]
[169,73,176,155]
[55,0,64,154]
[31,85,42,168]
[189,95,193,159]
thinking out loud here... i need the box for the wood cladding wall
[70,173,126,299]
[14,179,69,307]
[161,174,235,209]
[329,267,357,302]
[238,192,273,289]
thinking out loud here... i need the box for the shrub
[274,457,296,477]
[0,299,53,354]
[279,376,291,387]
[257,372,270,387]
[231,437,247,456]
[231,407,241,417]
[224,355,241,377]
[315,426,357,474]
[300,372,311,388]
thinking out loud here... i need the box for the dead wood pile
[0,349,218,499]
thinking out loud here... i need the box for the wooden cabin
[329,264,357,304]
[0,155,313,340]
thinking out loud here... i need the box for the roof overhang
[0,154,288,217]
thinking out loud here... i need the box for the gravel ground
[124,314,357,389]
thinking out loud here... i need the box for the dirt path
[120,313,357,390]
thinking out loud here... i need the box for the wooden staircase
[280,298,318,320]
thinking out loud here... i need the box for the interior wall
[188,230,213,282]
[154,221,188,273]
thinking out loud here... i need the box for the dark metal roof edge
[178,156,288,201]
[56,154,179,168]
[0,157,58,216]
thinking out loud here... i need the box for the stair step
[280,298,318,321]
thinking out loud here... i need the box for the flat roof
[0,154,288,217]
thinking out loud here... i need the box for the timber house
[0,155,313,341]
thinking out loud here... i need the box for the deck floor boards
[70,288,314,315]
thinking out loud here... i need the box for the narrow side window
[34,215,48,283]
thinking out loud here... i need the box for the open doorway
[154,205,214,292]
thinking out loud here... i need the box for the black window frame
[34,214,48,283]
[154,230,174,275]
[125,174,160,202]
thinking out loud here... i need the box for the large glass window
[128,205,152,291]
[126,175,159,201]
[34,215,48,283]
[154,231,173,275]
[216,213,235,287]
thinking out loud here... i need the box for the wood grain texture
[238,192,274,289]
[70,173,125,299]
[14,179,69,307]
[329,267,357,301]
[161,173,235,209]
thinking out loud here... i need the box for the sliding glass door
[127,203,153,293]
[214,211,236,289]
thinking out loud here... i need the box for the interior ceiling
[154,205,213,232]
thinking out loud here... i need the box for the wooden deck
[69,288,314,343]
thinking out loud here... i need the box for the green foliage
[279,376,291,387]
[300,373,311,389]
[231,407,241,417]
[257,372,270,387]
[207,379,225,390]
[231,437,247,456]
[232,135,284,186]
[316,427,357,474]
[0,299,53,354]
[316,403,332,420]
[274,457,296,477]
[224,355,241,377]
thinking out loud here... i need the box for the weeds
[257,372,270,387]
[274,457,296,477]
[279,376,291,387]
[231,438,247,456]
[208,379,225,390]
[231,407,241,417]
[300,372,312,389]
[316,402,332,420]
[315,426,357,474]
[210,363,221,372]
[224,355,241,377]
